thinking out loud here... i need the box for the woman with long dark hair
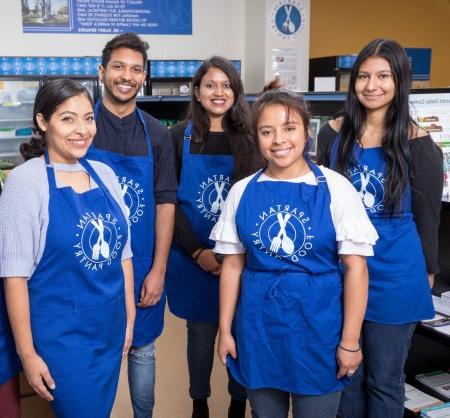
[165,56,262,418]
[0,78,135,417]
[317,38,443,417]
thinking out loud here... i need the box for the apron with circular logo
[330,138,434,323]
[86,100,164,345]
[230,163,348,395]
[28,152,128,417]
[166,122,234,321]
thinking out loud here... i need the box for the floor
[111,308,252,418]
[21,308,252,418]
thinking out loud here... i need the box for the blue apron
[166,122,233,321]
[330,139,434,323]
[27,152,128,417]
[0,286,21,385]
[86,100,164,346]
[230,163,348,395]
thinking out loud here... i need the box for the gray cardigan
[0,157,132,278]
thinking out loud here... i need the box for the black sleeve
[169,121,204,256]
[146,115,178,204]
[170,121,189,181]
[410,135,444,274]
[317,122,338,167]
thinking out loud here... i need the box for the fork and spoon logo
[91,219,110,261]
[197,175,231,222]
[74,213,123,271]
[270,213,295,255]
[118,176,146,225]
[253,207,314,261]
[350,169,384,212]
[271,1,305,39]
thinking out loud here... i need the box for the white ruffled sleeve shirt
[210,166,378,256]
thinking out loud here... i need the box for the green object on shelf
[0,160,14,170]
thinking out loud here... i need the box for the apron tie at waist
[264,271,332,299]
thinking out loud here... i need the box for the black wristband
[338,343,361,353]
[193,248,206,261]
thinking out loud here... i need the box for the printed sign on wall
[270,1,306,40]
[21,0,192,34]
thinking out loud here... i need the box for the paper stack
[404,383,442,412]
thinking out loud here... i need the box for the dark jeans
[0,375,20,418]
[338,320,417,418]
[187,320,247,400]
[247,388,341,418]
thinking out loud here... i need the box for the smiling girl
[317,39,443,417]
[0,78,134,417]
[211,87,378,418]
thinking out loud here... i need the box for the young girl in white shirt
[211,87,378,418]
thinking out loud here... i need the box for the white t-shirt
[210,166,378,256]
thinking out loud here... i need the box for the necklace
[266,160,310,180]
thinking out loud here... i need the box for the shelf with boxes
[0,56,101,167]
[137,91,348,154]
[309,48,432,93]
[147,59,241,96]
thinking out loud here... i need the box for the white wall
[0,1,310,92]
[0,1,245,61]
[245,0,267,93]
[264,0,310,91]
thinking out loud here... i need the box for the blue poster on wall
[21,0,192,35]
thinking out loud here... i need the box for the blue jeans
[128,341,156,418]
[247,388,341,418]
[187,320,247,400]
[338,320,417,418]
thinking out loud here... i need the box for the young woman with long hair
[317,38,443,417]
[165,56,263,418]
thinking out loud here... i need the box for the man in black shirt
[89,33,177,418]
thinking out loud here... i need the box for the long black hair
[335,38,413,214]
[187,56,263,181]
[20,78,93,160]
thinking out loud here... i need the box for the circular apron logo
[252,205,314,262]
[74,213,124,271]
[349,168,385,213]
[271,1,306,40]
[196,175,231,223]
[118,176,146,224]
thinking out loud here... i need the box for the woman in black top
[317,38,443,418]
[165,56,262,418]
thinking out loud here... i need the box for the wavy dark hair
[252,83,310,160]
[20,78,93,161]
[335,38,413,213]
[187,56,263,181]
[101,32,148,68]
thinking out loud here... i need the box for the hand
[196,249,221,276]
[137,269,164,308]
[336,345,363,379]
[21,353,55,401]
[428,273,435,289]
[122,322,134,360]
[218,331,237,366]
